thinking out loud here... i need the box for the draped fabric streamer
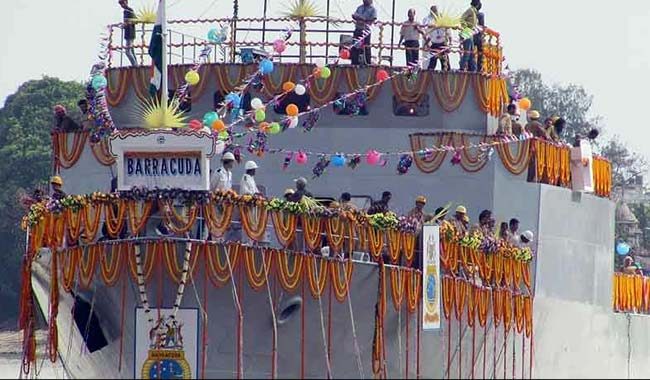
[409,133,453,174]
[497,138,532,175]
[299,65,341,106]
[593,156,612,198]
[613,273,650,314]
[344,66,382,101]
[90,138,116,166]
[106,68,131,107]
[432,72,469,112]
[52,132,89,170]
[392,71,432,103]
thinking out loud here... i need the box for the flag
[148,0,163,96]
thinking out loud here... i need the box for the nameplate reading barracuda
[110,130,224,191]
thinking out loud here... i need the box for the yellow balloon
[185,70,200,86]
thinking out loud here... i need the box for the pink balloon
[366,149,381,165]
[188,119,203,130]
[376,69,390,82]
[295,151,308,165]
[273,39,286,53]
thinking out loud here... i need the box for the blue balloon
[91,75,107,91]
[207,28,227,44]
[202,111,219,127]
[616,242,631,256]
[259,59,274,74]
[331,154,346,167]
[224,93,241,109]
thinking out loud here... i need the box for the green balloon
[320,66,332,79]
[269,122,281,135]
[218,131,230,140]
[255,109,266,122]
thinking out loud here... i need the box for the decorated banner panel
[135,308,199,379]
[422,225,441,330]
[110,131,223,191]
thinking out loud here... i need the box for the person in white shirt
[240,161,260,195]
[421,5,450,71]
[210,152,236,191]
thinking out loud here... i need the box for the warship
[17,1,643,379]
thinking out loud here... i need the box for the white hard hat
[521,230,534,242]
[244,160,258,170]
[222,152,235,161]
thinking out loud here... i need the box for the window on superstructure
[273,92,311,114]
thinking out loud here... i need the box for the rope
[398,305,403,379]
[627,313,631,379]
[81,284,97,356]
[118,270,127,372]
[343,260,365,379]
[405,309,409,379]
[512,327,516,380]
[446,317,451,380]
[472,323,476,380]
[417,296,421,379]
[262,249,278,379]
[301,277,306,379]
[458,313,462,380]
[521,333,525,380]
[313,257,333,379]
[224,245,244,379]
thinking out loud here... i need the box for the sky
[1,0,649,162]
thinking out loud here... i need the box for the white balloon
[294,84,306,96]
[251,97,264,110]
[288,116,299,129]
[315,60,326,68]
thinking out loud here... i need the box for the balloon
[366,149,381,166]
[212,119,226,132]
[295,151,308,165]
[331,154,346,167]
[282,81,295,92]
[460,27,473,40]
[286,104,299,117]
[376,69,390,81]
[91,75,107,90]
[273,39,286,53]
[312,67,322,78]
[203,111,219,127]
[188,119,203,130]
[616,242,631,256]
[315,60,326,68]
[258,122,270,133]
[225,93,241,108]
[251,97,264,110]
[259,59,274,74]
[255,109,266,122]
[185,70,200,86]
[288,116,299,129]
[269,122,281,134]
[518,97,532,111]
[339,49,350,60]
[218,130,230,140]
[207,28,227,44]
[320,67,332,79]
[294,84,306,96]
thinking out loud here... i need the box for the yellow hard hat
[50,176,63,186]
[416,195,427,204]
[528,110,540,120]
[455,205,467,214]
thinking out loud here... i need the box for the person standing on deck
[290,177,313,202]
[450,205,469,236]
[210,152,236,191]
[497,104,517,135]
[367,191,392,215]
[50,176,67,201]
[407,196,435,230]
[118,0,138,66]
[399,9,422,67]
[459,0,480,72]
[240,161,260,196]
[351,0,377,65]
[422,5,450,71]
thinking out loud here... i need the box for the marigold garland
[324,216,353,254]
[301,215,323,251]
[65,209,83,242]
[203,202,234,238]
[78,245,97,289]
[127,200,153,235]
[330,259,354,302]
[442,275,454,319]
[205,243,240,287]
[432,72,469,112]
[239,204,269,242]
[514,294,525,334]
[305,255,329,298]
[162,201,198,234]
[81,203,103,243]
[476,287,490,327]
[242,246,273,291]
[387,229,402,264]
[99,244,124,286]
[272,211,297,248]
[367,226,385,260]
[276,250,303,292]
[53,131,88,170]
[454,278,468,321]
[163,242,201,284]
[389,267,406,311]
[104,201,127,238]
[406,269,421,313]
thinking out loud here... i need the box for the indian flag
[148,0,163,96]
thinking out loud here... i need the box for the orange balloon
[259,122,270,132]
[518,97,532,111]
[282,81,295,92]
[212,119,226,132]
[312,67,322,78]
[286,104,299,117]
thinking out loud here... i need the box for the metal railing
[108,16,503,75]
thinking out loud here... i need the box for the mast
[161,0,168,114]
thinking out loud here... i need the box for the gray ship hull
[30,184,649,379]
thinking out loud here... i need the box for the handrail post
[390,0,396,67]
[325,0,331,61]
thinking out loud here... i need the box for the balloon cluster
[86,28,117,143]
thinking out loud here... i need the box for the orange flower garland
[243,246,273,292]
[53,132,88,169]
[127,243,157,283]
[305,255,329,298]
[325,216,353,255]
[330,259,354,302]
[162,201,198,234]
[82,203,103,243]
[274,249,302,292]
[162,242,200,284]
[205,243,240,287]
[389,267,406,311]
[367,226,385,260]
[387,229,402,264]
[203,202,234,238]
[99,243,124,287]
[454,278,468,321]
[104,200,127,238]
[476,287,490,327]
[239,204,268,242]
[514,294,525,334]
[442,276,454,319]
[271,211,297,248]
[406,269,421,313]
[301,215,322,251]
[65,209,82,242]
[78,245,97,289]
[401,232,416,266]
[127,200,153,235]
